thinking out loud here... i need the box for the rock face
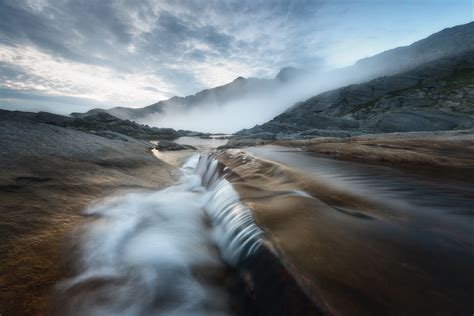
[238,52,474,138]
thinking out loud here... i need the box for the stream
[56,137,474,316]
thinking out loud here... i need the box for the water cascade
[56,154,265,316]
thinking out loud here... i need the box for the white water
[57,154,262,316]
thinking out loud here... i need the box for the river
[57,137,474,316]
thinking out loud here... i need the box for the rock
[297,129,353,138]
[238,132,276,140]
[0,109,183,141]
[156,140,196,151]
[363,110,474,133]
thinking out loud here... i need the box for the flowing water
[245,145,474,243]
[221,145,474,315]
[56,153,262,316]
[151,136,228,166]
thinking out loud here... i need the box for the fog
[139,68,364,133]
[137,56,406,134]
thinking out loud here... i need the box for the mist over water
[56,155,262,316]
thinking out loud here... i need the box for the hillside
[352,21,474,77]
[237,51,474,138]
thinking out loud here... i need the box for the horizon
[0,0,472,115]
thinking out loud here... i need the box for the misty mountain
[72,74,290,120]
[73,22,474,133]
[238,51,474,137]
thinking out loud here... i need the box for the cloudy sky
[0,0,472,114]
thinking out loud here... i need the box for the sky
[0,0,472,114]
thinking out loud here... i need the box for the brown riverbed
[275,131,474,170]
[216,143,474,316]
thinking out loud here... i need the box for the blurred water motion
[220,145,474,315]
[56,155,261,316]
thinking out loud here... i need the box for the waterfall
[194,154,263,266]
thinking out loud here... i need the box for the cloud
[0,0,472,115]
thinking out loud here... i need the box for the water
[175,136,229,150]
[246,145,474,244]
[56,154,262,316]
[223,145,474,315]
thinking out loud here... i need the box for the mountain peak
[276,67,303,82]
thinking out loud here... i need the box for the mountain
[72,75,283,120]
[73,22,474,133]
[237,51,474,137]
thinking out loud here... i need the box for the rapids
[56,154,262,316]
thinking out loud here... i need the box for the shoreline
[229,130,474,172]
